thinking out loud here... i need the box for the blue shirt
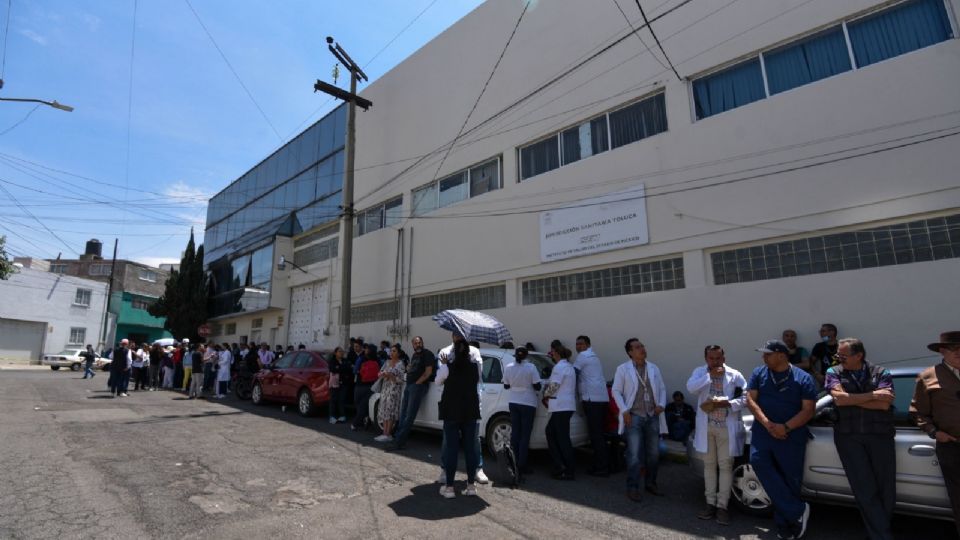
[747,365,817,444]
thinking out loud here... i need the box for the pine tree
[0,235,15,280]
[149,230,208,340]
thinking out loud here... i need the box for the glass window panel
[438,172,468,208]
[363,207,382,234]
[848,0,953,68]
[316,156,335,199]
[561,116,609,165]
[469,159,500,197]
[231,254,250,289]
[384,197,403,227]
[764,27,852,95]
[317,111,334,158]
[250,244,274,288]
[332,104,347,152]
[412,184,438,216]
[693,58,766,119]
[609,93,668,149]
[520,136,559,180]
[331,150,345,193]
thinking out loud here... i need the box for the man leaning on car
[910,330,960,537]
[825,338,896,540]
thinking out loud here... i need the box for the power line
[610,0,670,72]
[365,0,442,70]
[0,182,78,254]
[0,104,39,136]
[0,0,10,80]
[634,0,681,80]
[183,0,283,142]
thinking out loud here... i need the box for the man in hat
[746,339,817,539]
[910,331,960,536]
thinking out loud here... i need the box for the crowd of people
[76,326,960,540]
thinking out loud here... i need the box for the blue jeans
[442,420,479,486]
[83,362,96,379]
[394,383,428,445]
[509,403,536,470]
[624,413,660,490]
[440,421,484,471]
[667,419,693,442]
[750,437,807,527]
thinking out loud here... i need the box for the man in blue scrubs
[746,340,817,540]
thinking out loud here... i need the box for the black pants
[834,432,896,540]
[352,383,372,428]
[937,441,960,538]
[546,411,575,476]
[149,364,161,388]
[583,401,610,473]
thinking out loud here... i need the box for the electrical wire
[0,182,78,254]
[610,0,670,72]
[0,0,10,80]
[634,0,681,80]
[0,104,39,136]
[184,0,283,142]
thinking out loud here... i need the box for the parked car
[368,347,590,456]
[688,367,952,520]
[251,349,331,417]
[41,349,100,371]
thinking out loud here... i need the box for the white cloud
[19,29,47,46]
[80,13,101,32]
[135,256,181,268]
[163,181,211,206]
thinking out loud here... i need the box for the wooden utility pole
[314,37,370,348]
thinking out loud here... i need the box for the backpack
[359,360,379,384]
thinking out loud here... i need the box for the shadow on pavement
[389,483,489,519]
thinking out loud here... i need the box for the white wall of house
[0,267,108,360]
[280,0,960,391]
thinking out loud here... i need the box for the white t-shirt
[547,359,577,413]
[503,361,541,408]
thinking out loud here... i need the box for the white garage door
[0,318,47,361]
[288,281,329,349]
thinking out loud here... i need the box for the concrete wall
[313,0,960,393]
[0,267,108,359]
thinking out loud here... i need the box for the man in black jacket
[386,337,435,451]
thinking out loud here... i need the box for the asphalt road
[0,368,955,540]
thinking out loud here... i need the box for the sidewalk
[0,360,48,371]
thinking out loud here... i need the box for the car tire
[50,366,60,371]
[730,454,773,516]
[70,363,81,371]
[485,414,512,460]
[251,382,265,405]
[298,389,317,417]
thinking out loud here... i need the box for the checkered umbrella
[432,309,513,346]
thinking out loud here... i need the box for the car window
[526,353,553,379]
[482,355,502,384]
[891,374,918,427]
[293,353,313,369]
[274,354,296,369]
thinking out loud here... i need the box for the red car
[251,350,331,416]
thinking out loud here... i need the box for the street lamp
[277,255,307,273]
[0,97,74,112]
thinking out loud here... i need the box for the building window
[351,300,400,324]
[138,268,158,282]
[74,289,92,307]
[711,213,960,285]
[693,0,953,119]
[294,236,338,267]
[50,263,68,274]
[410,284,507,319]
[412,157,501,217]
[68,327,86,345]
[521,257,685,306]
[131,298,152,310]
[252,318,263,329]
[520,92,667,181]
[356,196,403,236]
[89,263,112,276]
[225,323,237,335]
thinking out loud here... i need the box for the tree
[0,235,15,280]
[148,230,208,340]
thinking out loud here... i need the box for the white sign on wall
[539,185,649,262]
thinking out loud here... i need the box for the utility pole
[101,238,118,346]
[314,37,370,349]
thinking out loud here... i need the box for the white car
[41,349,99,371]
[369,348,590,455]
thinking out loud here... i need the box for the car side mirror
[814,405,838,425]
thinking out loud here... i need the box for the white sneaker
[796,502,810,539]
[439,486,455,499]
[475,469,489,484]
[119,393,128,397]
[437,470,447,484]
[374,434,390,442]
[337,416,347,422]
[329,417,337,424]
[463,483,478,496]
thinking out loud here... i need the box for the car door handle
[908,444,936,457]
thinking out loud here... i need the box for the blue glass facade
[205,104,346,318]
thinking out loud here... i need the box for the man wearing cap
[746,339,816,539]
[825,338,896,540]
[910,331,960,536]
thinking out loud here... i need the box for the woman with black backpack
[351,345,380,431]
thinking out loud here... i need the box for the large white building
[0,261,109,361]
[207,0,960,391]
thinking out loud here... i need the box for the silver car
[688,367,952,520]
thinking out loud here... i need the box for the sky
[0,0,485,267]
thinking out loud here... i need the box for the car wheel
[70,363,81,371]
[485,414,512,459]
[50,366,60,371]
[298,389,317,417]
[251,382,265,405]
[730,458,773,516]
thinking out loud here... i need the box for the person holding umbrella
[437,336,482,498]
